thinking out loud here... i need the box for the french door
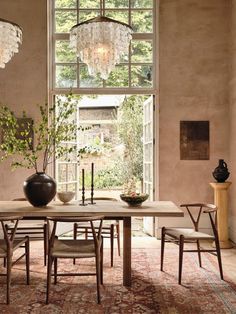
[143,95,155,236]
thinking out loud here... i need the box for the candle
[82,168,85,189]
[91,163,95,204]
[91,163,94,186]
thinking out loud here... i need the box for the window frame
[48,0,157,92]
[47,0,159,200]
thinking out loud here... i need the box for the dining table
[0,200,184,286]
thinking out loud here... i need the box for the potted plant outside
[0,94,82,207]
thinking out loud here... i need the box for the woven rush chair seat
[161,203,224,285]
[0,238,29,257]
[52,239,96,258]
[6,198,47,266]
[164,228,215,240]
[0,216,30,304]
[74,197,120,267]
[46,215,104,305]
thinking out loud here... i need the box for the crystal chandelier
[0,18,22,68]
[70,3,133,80]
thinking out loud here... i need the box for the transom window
[51,0,155,89]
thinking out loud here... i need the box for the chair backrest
[180,203,218,235]
[0,216,23,246]
[47,216,104,249]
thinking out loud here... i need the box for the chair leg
[160,227,165,271]
[25,237,30,285]
[100,237,103,285]
[54,258,58,284]
[6,253,12,305]
[116,223,121,257]
[196,240,202,267]
[215,235,224,280]
[73,223,77,265]
[44,223,48,266]
[46,255,53,304]
[95,252,101,304]
[178,235,184,285]
[110,224,114,267]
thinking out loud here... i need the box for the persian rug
[0,244,235,314]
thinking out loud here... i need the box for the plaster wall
[229,1,236,242]
[0,0,47,200]
[158,0,230,230]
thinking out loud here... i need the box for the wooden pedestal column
[209,182,232,249]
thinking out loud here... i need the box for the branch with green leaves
[0,94,86,173]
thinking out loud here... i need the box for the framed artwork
[180,121,209,160]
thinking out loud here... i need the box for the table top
[0,200,184,218]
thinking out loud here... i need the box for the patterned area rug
[0,244,235,313]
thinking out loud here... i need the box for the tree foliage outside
[116,95,144,183]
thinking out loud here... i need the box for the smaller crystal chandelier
[0,18,22,69]
[70,2,133,80]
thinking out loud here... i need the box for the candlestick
[90,163,96,204]
[80,168,87,206]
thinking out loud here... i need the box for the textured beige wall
[0,0,47,200]
[229,1,236,241]
[159,0,230,211]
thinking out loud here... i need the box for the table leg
[123,217,131,286]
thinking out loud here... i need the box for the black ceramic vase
[212,159,230,183]
[23,172,56,207]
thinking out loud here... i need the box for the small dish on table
[120,193,149,207]
[57,191,75,204]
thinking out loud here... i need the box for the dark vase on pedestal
[212,159,230,183]
[23,172,56,207]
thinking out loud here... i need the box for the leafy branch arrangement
[0,94,83,173]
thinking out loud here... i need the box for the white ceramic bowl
[57,191,75,204]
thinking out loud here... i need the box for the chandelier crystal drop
[0,18,22,69]
[70,16,133,80]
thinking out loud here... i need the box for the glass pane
[68,183,76,192]
[120,51,129,63]
[79,0,100,8]
[131,65,152,87]
[55,0,76,8]
[57,143,77,161]
[79,10,100,23]
[79,64,103,88]
[131,40,152,63]
[106,0,129,8]
[131,0,153,8]
[68,163,77,181]
[105,65,129,87]
[57,183,76,192]
[131,10,152,33]
[55,95,77,122]
[55,65,77,88]
[58,163,67,182]
[57,183,67,192]
[105,10,129,24]
[55,10,77,33]
[55,40,77,63]
[57,163,76,183]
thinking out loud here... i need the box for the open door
[143,96,155,236]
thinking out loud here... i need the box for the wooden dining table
[0,200,184,286]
